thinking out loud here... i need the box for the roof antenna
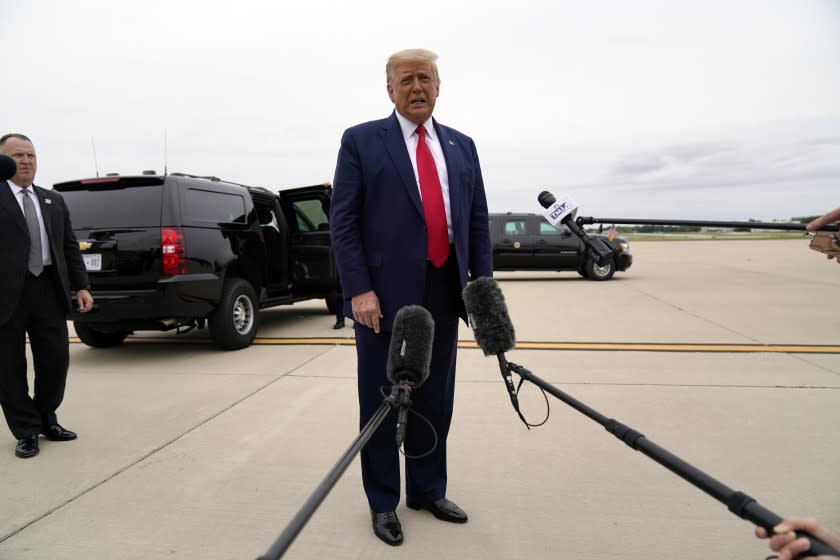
[91,136,100,177]
[163,129,168,176]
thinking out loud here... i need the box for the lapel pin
[449,140,455,146]
[45,199,52,204]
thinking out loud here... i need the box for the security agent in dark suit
[0,133,94,458]
[330,49,492,545]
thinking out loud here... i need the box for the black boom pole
[505,361,839,558]
[575,216,840,232]
[256,383,407,560]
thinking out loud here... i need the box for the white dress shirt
[394,111,453,242]
[7,180,52,266]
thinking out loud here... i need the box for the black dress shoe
[15,435,39,458]
[371,511,403,546]
[41,424,77,441]
[333,320,345,329]
[406,496,468,523]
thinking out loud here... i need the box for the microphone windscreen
[0,155,17,181]
[462,277,515,356]
[537,190,556,209]
[386,305,434,388]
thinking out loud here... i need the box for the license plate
[83,253,102,271]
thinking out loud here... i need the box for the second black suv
[54,173,339,350]
[489,212,632,280]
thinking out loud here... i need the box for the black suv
[54,173,339,349]
[489,212,632,280]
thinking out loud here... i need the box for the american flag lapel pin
[45,198,52,204]
[449,140,454,146]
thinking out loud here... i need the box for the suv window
[504,219,527,236]
[184,188,247,223]
[539,222,565,235]
[258,207,280,232]
[59,184,163,228]
[292,199,328,232]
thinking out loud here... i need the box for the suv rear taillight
[161,227,187,276]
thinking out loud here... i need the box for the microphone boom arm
[257,382,411,560]
[504,361,839,558]
[575,216,840,232]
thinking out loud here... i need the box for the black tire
[585,257,615,281]
[74,322,129,348]
[208,278,259,350]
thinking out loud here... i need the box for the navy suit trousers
[355,253,463,513]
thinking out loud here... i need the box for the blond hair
[386,49,440,85]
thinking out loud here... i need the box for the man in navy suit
[330,49,492,545]
[0,133,94,458]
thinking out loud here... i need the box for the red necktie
[416,125,449,267]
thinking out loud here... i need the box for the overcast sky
[2,0,839,220]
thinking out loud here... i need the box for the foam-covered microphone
[386,305,434,447]
[463,277,529,427]
[538,191,613,266]
[462,276,515,356]
[0,155,17,181]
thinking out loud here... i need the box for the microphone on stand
[386,305,434,447]
[462,277,529,428]
[464,279,839,559]
[257,305,434,560]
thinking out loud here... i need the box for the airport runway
[1,240,838,559]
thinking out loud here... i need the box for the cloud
[610,153,667,175]
[610,143,734,177]
[666,143,732,162]
[800,136,840,147]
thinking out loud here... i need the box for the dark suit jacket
[330,112,492,331]
[0,182,89,325]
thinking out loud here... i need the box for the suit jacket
[330,112,492,331]
[0,182,89,325]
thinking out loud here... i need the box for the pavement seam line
[0,345,336,545]
[632,287,763,344]
[785,353,840,378]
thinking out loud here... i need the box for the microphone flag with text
[538,190,614,266]
[464,278,838,558]
[0,155,17,181]
[386,305,434,448]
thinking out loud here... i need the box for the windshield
[59,184,163,229]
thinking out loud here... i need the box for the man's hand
[351,290,383,333]
[75,289,94,313]
[806,208,840,263]
[806,208,840,232]
[755,517,840,560]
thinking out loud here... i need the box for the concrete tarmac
[1,240,838,559]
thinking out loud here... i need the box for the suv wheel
[74,322,129,348]
[585,258,615,281]
[209,278,259,350]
